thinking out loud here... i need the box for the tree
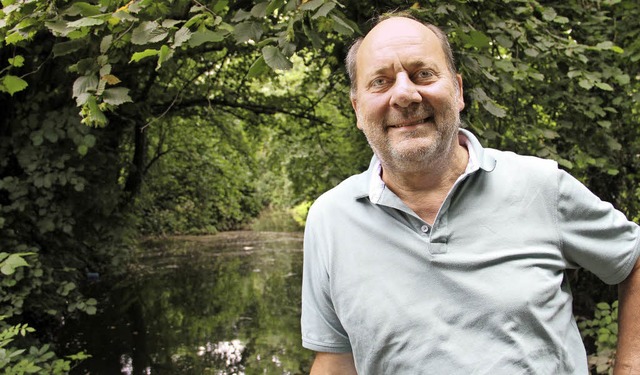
[0,0,358,367]
[1,1,638,373]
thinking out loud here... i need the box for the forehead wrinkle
[367,59,437,78]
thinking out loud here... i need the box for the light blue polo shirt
[301,129,640,374]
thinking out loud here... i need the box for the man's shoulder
[309,170,368,216]
[486,148,559,172]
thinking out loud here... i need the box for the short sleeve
[557,170,640,284]
[301,203,352,353]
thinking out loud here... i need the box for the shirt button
[421,225,430,233]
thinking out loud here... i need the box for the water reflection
[61,231,313,374]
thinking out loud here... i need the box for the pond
[60,231,314,375]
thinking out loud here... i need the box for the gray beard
[361,108,461,173]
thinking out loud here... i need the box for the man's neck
[380,142,469,224]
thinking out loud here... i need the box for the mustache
[385,104,435,126]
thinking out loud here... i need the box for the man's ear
[351,97,363,130]
[455,74,465,112]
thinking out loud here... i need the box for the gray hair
[345,12,458,99]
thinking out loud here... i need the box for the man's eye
[371,78,387,87]
[416,70,433,79]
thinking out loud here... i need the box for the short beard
[359,103,461,173]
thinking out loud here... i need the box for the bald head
[346,16,457,98]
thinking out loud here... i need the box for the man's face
[351,17,465,171]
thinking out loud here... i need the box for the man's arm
[310,352,358,375]
[614,258,640,374]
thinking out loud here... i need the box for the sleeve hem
[302,337,352,353]
[602,233,640,285]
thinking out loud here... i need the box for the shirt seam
[602,232,640,284]
[554,169,565,265]
[302,336,352,352]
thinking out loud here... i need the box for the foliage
[578,301,619,374]
[0,317,90,375]
[2,0,640,370]
[1,0,358,363]
[0,0,358,126]
[0,94,129,367]
[134,115,263,235]
[0,254,90,375]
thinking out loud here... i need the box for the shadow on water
[60,231,314,375]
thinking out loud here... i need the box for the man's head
[346,13,459,100]
[347,15,465,172]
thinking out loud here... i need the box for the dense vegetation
[1,0,638,373]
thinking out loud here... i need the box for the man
[301,13,640,374]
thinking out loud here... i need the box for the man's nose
[389,74,422,108]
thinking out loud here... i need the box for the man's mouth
[388,117,432,128]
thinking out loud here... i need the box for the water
[61,231,314,375]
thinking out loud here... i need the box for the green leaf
[596,41,614,50]
[100,35,113,54]
[262,46,292,70]
[596,302,611,310]
[173,27,192,48]
[8,55,24,67]
[73,74,99,98]
[542,7,557,21]
[302,22,322,50]
[233,21,263,43]
[67,2,102,16]
[83,95,108,127]
[161,19,182,28]
[467,30,492,49]
[83,134,96,147]
[53,38,87,57]
[313,2,336,19]
[213,0,229,13]
[557,158,574,169]
[102,87,132,105]
[495,34,513,49]
[578,79,593,90]
[45,20,73,36]
[615,74,630,85]
[0,253,31,275]
[157,45,174,70]
[67,16,105,28]
[266,0,284,15]
[611,46,624,54]
[595,82,613,91]
[5,31,24,45]
[130,49,159,63]
[231,9,252,22]
[470,88,507,118]
[246,56,268,78]
[606,137,622,151]
[131,21,169,45]
[30,130,44,146]
[77,144,89,156]
[330,14,355,35]
[250,2,268,18]
[300,0,324,11]
[189,29,225,47]
[2,75,28,95]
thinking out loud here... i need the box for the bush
[0,253,89,374]
[578,301,619,374]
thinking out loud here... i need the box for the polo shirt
[301,129,640,374]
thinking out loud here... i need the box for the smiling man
[301,13,640,375]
